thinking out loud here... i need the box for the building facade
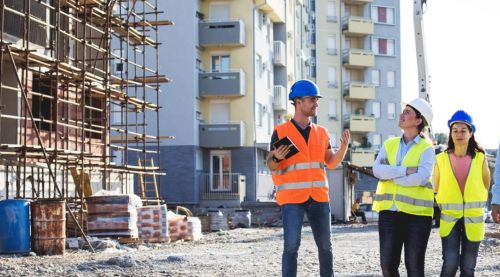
[158,0,314,208]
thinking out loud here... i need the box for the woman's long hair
[446,124,484,158]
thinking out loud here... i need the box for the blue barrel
[0,199,30,254]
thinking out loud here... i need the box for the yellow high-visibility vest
[373,137,434,217]
[436,151,487,241]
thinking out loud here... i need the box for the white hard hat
[404,98,433,126]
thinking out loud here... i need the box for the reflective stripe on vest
[276,180,328,191]
[439,201,486,210]
[374,193,434,208]
[272,162,326,175]
[440,214,483,224]
[435,151,487,241]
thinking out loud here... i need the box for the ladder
[137,158,161,205]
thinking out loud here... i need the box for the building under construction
[0,0,170,211]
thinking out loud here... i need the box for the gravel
[0,223,498,276]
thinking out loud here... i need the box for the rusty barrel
[31,200,66,255]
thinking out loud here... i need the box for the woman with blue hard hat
[434,110,490,277]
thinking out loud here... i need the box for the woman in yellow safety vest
[373,98,436,277]
[434,110,490,277]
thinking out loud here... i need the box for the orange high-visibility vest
[271,121,330,205]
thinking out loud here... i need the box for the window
[211,54,230,72]
[209,3,229,20]
[372,134,382,146]
[372,102,381,119]
[328,66,336,87]
[372,70,380,86]
[388,103,396,119]
[256,103,263,127]
[327,1,336,21]
[31,75,54,131]
[371,6,395,24]
[256,54,263,77]
[327,35,336,55]
[328,99,337,120]
[372,38,395,56]
[387,71,395,87]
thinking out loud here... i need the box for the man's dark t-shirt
[270,119,332,150]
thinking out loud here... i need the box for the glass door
[210,150,231,191]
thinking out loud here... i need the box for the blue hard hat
[447,110,476,133]
[289,79,322,100]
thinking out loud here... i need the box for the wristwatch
[272,155,283,163]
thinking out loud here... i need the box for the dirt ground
[0,223,499,277]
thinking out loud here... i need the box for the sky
[400,0,500,149]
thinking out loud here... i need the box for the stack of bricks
[167,211,203,242]
[86,195,141,238]
[137,205,169,243]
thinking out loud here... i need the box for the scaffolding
[0,0,170,236]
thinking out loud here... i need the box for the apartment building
[158,0,314,209]
[313,0,401,166]
[312,0,401,216]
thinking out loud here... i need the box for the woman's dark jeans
[378,210,432,277]
[440,218,480,277]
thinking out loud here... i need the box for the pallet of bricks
[137,205,170,243]
[86,194,142,238]
[167,211,203,242]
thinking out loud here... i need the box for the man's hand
[492,204,500,224]
[339,129,350,150]
[271,144,291,161]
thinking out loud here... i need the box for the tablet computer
[273,136,299,159]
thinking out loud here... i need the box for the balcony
[273,41,286,67]
[351,150,375,167]
[273,85,287,112]
[344,115,376,133]
[200,173,246,202]
[343,49,374,69]
[343,81,375,101]
[199,121,246,148]
[199,19,245,47]
[344,0,373,5]
[199,69,246,97]
[342,16,374,37]
[255,0,285,23]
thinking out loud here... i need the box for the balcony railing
[199,19,245,46]
[343,49,374,68]
[344,114,376,133]
[342,16,374,36]
[351,149,376,167]
[199,69,246,97]
[199,121,246,148]
[273,85,287,111]
[273,41,286,67]
[343,81,375,100]
[200,173,246,201]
